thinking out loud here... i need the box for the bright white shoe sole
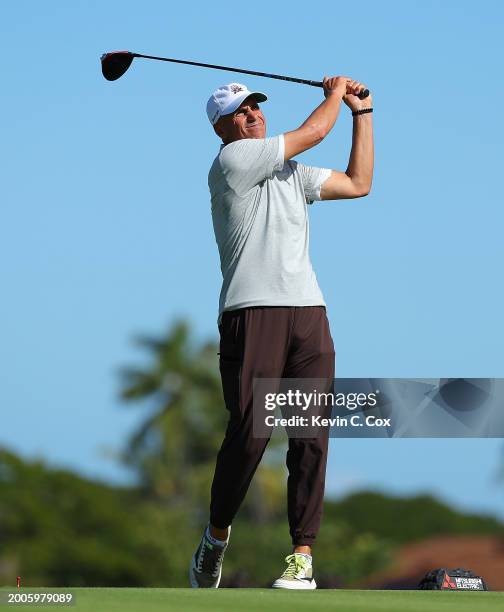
[271,578,317,590]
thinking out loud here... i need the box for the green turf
[1,588,503,612]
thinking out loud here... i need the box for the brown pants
[210,306,335,546]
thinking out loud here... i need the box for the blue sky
[1,1,503,519]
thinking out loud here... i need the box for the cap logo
[230,85,244,94]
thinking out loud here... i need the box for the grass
[1,588,503,612]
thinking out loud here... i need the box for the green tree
[0,449,171,586]
[118,320,284,522]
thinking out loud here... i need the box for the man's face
[214,95,266,144]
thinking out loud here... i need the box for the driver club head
[101,51,135,81]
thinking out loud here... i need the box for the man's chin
[248,131,266,139]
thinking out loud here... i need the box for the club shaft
[133,53,323,87]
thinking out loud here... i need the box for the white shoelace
[197,538,225,576]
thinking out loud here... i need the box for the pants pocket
[219,356,242,413]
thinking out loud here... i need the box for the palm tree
[118,320,284,521]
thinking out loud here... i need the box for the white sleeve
[296,163,332,204]
[219,135,285,195]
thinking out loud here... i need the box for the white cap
[206,83,268,125]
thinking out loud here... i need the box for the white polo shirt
[208,135,331,322]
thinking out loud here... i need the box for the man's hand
[322,76,350,99]
[322,76,372,111]
[343,79,372,112]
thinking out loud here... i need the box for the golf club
[100,51,370,99]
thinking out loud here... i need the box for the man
[190,76,373,589]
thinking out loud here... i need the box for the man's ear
[213,120,224,139]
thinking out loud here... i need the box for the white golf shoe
[271,553,317,590]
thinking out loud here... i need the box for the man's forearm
[284,77,367,161]
[346,114,374,193]
[299,94,343,141]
